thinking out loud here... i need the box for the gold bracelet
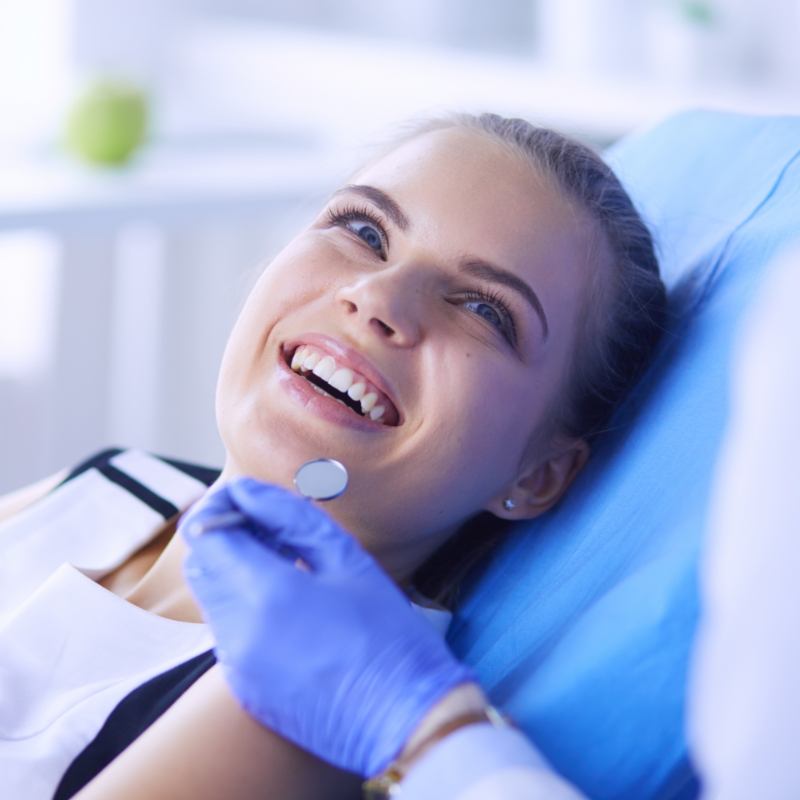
[362,706,510,799]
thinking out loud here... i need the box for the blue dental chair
[448,110,800,799]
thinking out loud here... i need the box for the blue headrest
[448,110,800,799]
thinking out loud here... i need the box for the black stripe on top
[97,464,179,521]
[59,448,220,490]
[58,447,126,486]
[55,448,221,521]
[161,455,220,488]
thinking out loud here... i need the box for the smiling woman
[216,127,588,582]
[214,113,664,586]
[0,112,664,800]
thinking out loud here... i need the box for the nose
[335,266,425,347]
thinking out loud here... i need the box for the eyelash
[326,204,389,259]
[326,204,518,347]
[460,288,518,346]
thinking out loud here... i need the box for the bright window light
[0,233,60,376]
[0,1,72,150]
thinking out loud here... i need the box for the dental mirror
[185,458,349,537]
[293,458,348,501]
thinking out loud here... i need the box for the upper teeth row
[290,345,387,422]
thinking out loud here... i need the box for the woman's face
[216,128,596,580]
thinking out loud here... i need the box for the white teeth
[289,345,394,424]
[303,351,321,371]
[291,346,307,370]
[312,355,336,381]
[347,382,366,401]
[329,367,354,393]
[361,392,378,413]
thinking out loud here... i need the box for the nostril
[372,319,394,336]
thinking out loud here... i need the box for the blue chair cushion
[447,110,800,799]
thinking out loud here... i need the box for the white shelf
[0,143,344,232]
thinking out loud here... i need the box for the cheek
[221,237,339,362]
[254,239,335,306]
[422,362,536,488]
[215,234,347,443]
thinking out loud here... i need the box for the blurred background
[1,0,799,492]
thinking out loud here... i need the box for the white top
[687,245,800,799]
[0,449,213,800]
[0,447,453,799]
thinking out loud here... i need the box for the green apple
[66,79,149,166]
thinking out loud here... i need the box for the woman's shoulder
[0,469,68,524]
[0,447,128,524]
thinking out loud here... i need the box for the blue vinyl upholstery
[448,110,800,799]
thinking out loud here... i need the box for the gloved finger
[183,525,304,612]
[179,484,243,539]
[179,481,292,552]
[183,530,311,678]
[228,477,370,574]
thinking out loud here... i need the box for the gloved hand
[180,477,474,777]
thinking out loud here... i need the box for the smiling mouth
[284,344,401,427]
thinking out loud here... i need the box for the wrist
[399,682,488,761]
[363,683,511,799]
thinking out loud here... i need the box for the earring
[503,498,516,511]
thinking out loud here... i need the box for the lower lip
[276,354,391,433]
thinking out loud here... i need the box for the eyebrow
[333,184,410,231]
[333,184,548,339]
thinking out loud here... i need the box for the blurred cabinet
[0,144,342,491]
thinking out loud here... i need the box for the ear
[486,437,590,521]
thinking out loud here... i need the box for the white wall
[0,147,342,492]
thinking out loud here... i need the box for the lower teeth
[307,377,364,416]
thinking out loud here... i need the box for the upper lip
[281,332,404,424]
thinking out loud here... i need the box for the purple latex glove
[180,477,474,777]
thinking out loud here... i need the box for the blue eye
[465,300,503,329]
[462,289,518,346]
[326,204,388,258]
[351,221,382,251]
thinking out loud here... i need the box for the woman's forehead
[351,128,591,283]
[355,128,545,206]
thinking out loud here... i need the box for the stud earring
[503,498,516,511]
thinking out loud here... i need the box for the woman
[0,113,664,799]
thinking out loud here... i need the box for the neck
[121,478,231,623]
[123,526,204,622]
